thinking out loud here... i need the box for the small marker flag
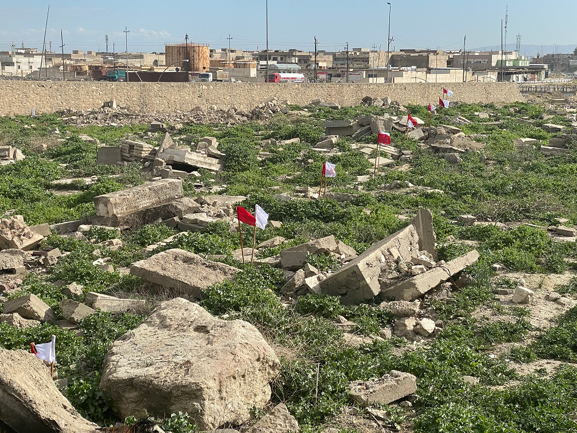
[428,103,436,112]
[443,88,453,97]
[31,335,56,364]
[439,98,450,109]
[377,131,391,145]
[255,204,269,230]
[323,161,336,178]
[407,114,418,129]
[236,206,256,226]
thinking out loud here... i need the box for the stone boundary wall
[0,81,524,116]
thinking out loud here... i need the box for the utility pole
[105,35,109,53]
[185,33,189,72]
[314,36,318,82]
[345,42,349,83]
[386,1,393,82]
[265,0,269,82]
[515,33,521,53]
[372,44,377,83]
[504,5,509,55]
[462,35,466,82]
[49,41,52,52]
[500,19,503,82]
[227,34,233,68]
[60,30,65,81]
[124,26,130,82]
[39,5,50,80]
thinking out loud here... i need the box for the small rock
[512,286,534,304]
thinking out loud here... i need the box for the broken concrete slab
[349,370,417,406]
[0,249,26,273]
[94,179,184,219]
[60,299,96,324]
[382,250,480,301]
[157,148,222,172]
[279,235,353,270]
[542,123,565,133]
[29,223,51,237]
[324,120,359,137]
[2,294,56,323]
[245,403,300,433]
[380,300,420,317]
[130,249,239,299]
[158,132,175,154]
[84,292,146,314]
[0,313,40,329]
[540,146,569,156]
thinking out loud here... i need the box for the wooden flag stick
[251,224,257,265]
[318,173,324,197]
[238,219,245,264]
[324,176,327,198]
[374,142,379,176]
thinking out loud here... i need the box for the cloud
[138,28,171,39]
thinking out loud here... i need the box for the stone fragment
[542,123,565,133]
[62,282,84,298]
[414,318,436,336]
[60,299,96,324]
[100,298,280,430]
[0,249,26,273]
[29,223,51,237]
[84,292,146,314]
[394,317,417,339]
[512,286,534,304]
[257,236,286,249]
[0,349,99,433]
[459,215,477,226]
[462,376,480,385]
[97,147,123,165]
[349,370,417,406]
[158,148,222,172]
[556,226,577,237]
[94,179,184,219]
[130,249,239,299]
[381,300,420,317]
[2,294,56,323]
[245,403,300,433]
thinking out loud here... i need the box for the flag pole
[50,362,54,380]
[251,225,257,265]
[319,173,324,198]
[374,142,379,175]
[238,219,245,264]
[324,176,327,198]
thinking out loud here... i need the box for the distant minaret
[105,35,109,53]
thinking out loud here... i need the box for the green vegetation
[2,101,577,431]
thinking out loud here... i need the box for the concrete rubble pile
[312,209,479,305]
[0,216,44,251]
[59,98,290,127]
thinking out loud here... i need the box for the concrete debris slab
[540,146,569,156]
[382,250,480,301]
[245,403,300,433]
[368,157,395,167]
[0,249,26,273]
[62,282,84,299]
[459,215,477,226]
[257,236,286,249]
[0,349,99,433]
[121,140,155,162]
[100,298,280,430]
[380,300,420,317]
[280,235,354,270]
[29,223,51,237]
[548,137,568,149]
[514,137,538,147]
[130,249,239,299]
[0,215,44,251]
[437,124,463,135]
[157,147,223,172]
[541,123,565,133]
[556,226,577,237]
[324,120,359,136]
[60,299,96,324]
[0,313,40,329]
[157,132,175,153]
[3,294,56,323]
[349,370,417,406]
[407,128,426,141]
[94,179,184,219]
[85,292,146,314]
[160,168,188,180]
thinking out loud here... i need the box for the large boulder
[100,298,280,430]
[0,349,98,433]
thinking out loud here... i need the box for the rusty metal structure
[165,43,209,73]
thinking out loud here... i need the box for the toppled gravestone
[84,292,146,313]
[317,209,478,304]
[157,147,223,172]
[94,179,184,220]
[0,349,99,433]
[130,249,238,299]
[3,294,56,323]
[0,216,44,251]
[100,298,280,430]
[349,370,417,406]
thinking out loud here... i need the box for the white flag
[255,204,269,230]
[407,119,415,129]
[33,335,56,364]
[442,99,450,108]
[323,161,336,178]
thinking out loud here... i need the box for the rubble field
[1,93,577,432]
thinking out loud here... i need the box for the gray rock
[349,370,417,406]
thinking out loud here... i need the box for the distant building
[165,43,209,72]
[0,47,51,76]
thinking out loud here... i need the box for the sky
[0,0,576,55]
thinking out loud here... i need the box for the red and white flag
[407,114,418,129]
[428,103,436,112]
[255,204,268,230]
[322,161,336,178]
[236,206,256,226]
[31,335,56,364]
[443,88,453,97]
[377,131,391,145]
[439,98,450,109]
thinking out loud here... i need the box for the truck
[105,69,127,82]
[266,73,305,83]
[198,72,213,82]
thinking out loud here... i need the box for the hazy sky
[1,0,576,54]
